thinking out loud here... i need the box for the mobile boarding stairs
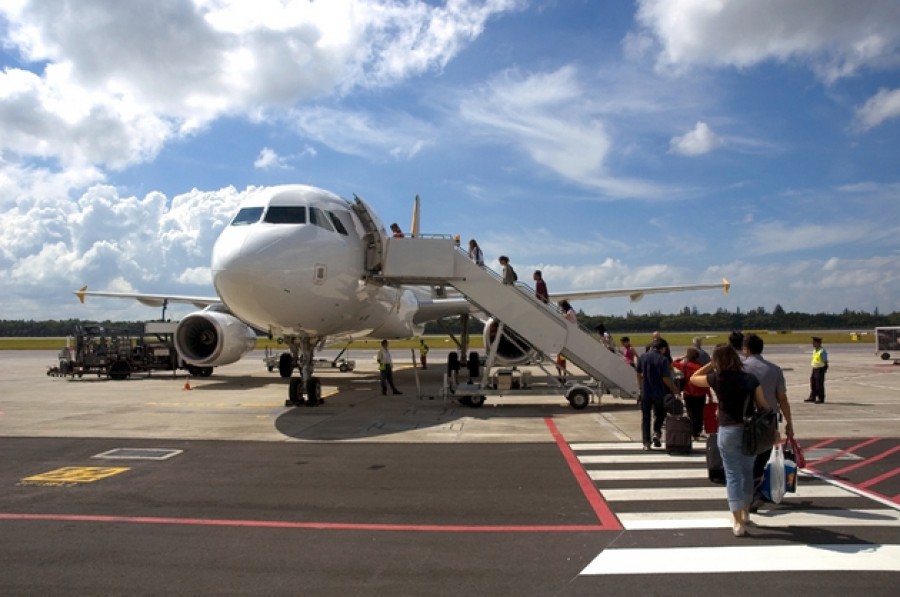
[376,235,640,409]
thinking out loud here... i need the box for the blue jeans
[718,424,755,512]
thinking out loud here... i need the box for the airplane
[76,184,730,406]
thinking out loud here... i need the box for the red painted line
[544,417,622,530]
[831,445,900,477]
[804,438,836,452]
[806,437,880,470]
[857,466,900,490]
[0,512,605,533]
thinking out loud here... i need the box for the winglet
[75,285,88,304]
[722,278,731,296]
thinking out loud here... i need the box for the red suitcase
[703,401,718,434]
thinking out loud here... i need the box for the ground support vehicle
[875,326,900,363]
[438,347,611,410]
[48,322,211,380]
[263,345,355,376]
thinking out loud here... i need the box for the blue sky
[1,0,899,323]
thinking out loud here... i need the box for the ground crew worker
[805,336,828,403]
[419,339,429,369]
[377,340,402,395]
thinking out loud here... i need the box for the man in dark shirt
[636,338,680,450]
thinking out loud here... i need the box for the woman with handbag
[691,344,769,537]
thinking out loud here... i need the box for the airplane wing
[548,278,730,303]
[74,286,221,309]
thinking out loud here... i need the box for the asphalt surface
[1,343,899,596]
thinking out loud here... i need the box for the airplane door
[351,195,388,274]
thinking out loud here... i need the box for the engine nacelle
[175,308,257,366]
[483,318,540,367]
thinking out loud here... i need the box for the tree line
[3,305,897,337]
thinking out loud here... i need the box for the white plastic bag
[761,444,786,504]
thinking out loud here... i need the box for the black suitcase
[706,433,726,484]
[665,414,692,454]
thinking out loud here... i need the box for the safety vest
[811,348,826,368]
[420,343,429,355]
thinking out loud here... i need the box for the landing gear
[278,352,293,378]
[283,336,322,407]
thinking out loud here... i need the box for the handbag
[741,394,777,456]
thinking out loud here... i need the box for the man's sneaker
[642,443,651,451]
[652,435,662,448]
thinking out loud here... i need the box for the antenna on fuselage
[410,194,420,238]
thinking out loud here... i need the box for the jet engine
[175,308,257,367]
[483,318,540,366]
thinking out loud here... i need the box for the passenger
[454,235,461,248]
[729,330,745,359]
[620,336,637,368]
[390,223,403,238]
[498,255,517,285]
[742,333,795,510]
[468,239,484,266]
[595,322,614,351]
[376,340,402,395]
[636,338,680,450]
[419,338,429,370]
[673,347,712,440]
[693,336,711,365]
[555,353,567,384]
[558,300,577,324]
[533,270,549,303]
[691,344,768,537]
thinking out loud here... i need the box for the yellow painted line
[20,466,130,486]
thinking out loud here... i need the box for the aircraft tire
[278,352,293,378]
[467,351,480,379]
[306,377,322,406]
[447,352,459,374]
[288,377,304,406]
[108,360,131,381]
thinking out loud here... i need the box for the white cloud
[854,88,900,131]
[458,66,668,198]
[635,0,900,83]
[254,147,289,170]
[669,121,722,156]
[742,220,889,256]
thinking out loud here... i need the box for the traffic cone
[183,380,191,390]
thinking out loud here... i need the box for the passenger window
[264,206,306,224]
[310,207,334,231]
[230,207,263,226]
[328,211,349,235]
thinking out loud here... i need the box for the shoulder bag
[741,392,777,456]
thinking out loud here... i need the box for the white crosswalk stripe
[573,441,900,576]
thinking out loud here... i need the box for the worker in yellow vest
[419,339,429,369]
[804,337,829,404]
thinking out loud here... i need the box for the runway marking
[0,512,606,533]
[544,417,622,530]
[20,467,129,486]
[600,484,851,501]
[807,437,880,467]
[580,544,900,575]
[616,508,900,530]
[858,467,900,490]
[588,468,709,480]
[829,445,900,477]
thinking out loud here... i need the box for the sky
[1,0,899,324]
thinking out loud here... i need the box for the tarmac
[2,342,899,596]
[2,343,899,444]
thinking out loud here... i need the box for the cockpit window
[230,207,263,226]
[328,211,349,235]
[264,206,307,224]
[309,207,334,231]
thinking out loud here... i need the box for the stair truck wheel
[108,360,131,380]
[468,395,486,408]
[567,387,591,410]
[882,352,891,360]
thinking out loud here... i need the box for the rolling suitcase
[665,414,692,454]
[703,401,718,434]
[706,433,725,484]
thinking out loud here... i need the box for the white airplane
[76,184,729,405]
